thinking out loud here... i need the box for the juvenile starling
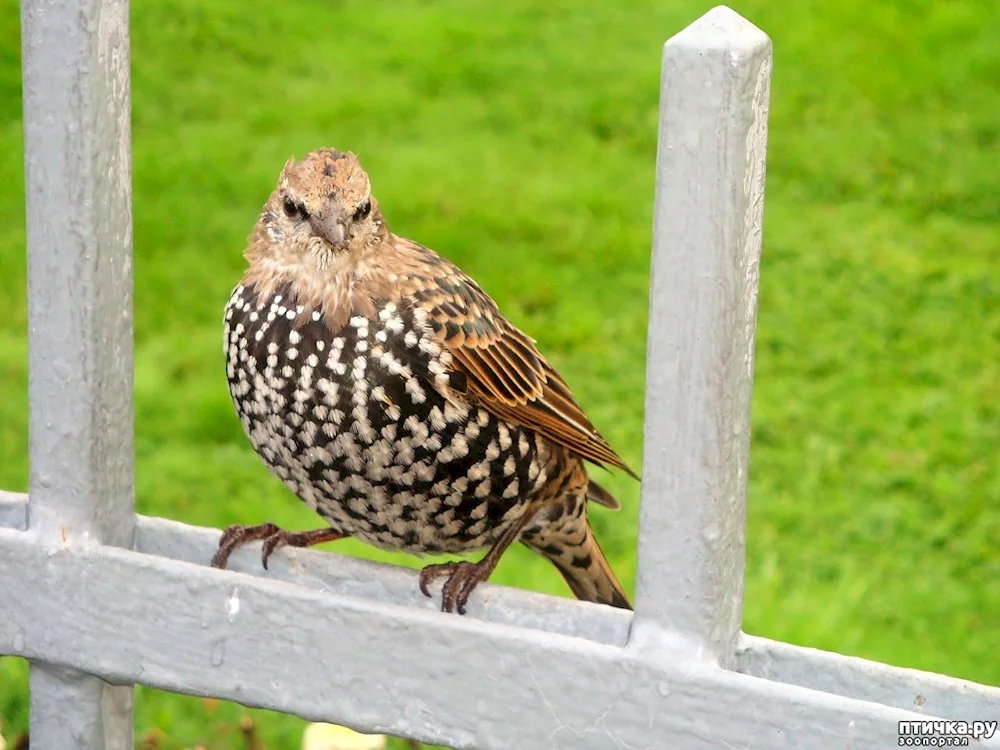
[212,148,637,614]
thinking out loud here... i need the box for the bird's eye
[353,199,372,222]
[282,198,309,219]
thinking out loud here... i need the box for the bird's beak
[312,215,346,248]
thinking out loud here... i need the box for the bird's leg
[419,503,540,615]
[211,523,346,570]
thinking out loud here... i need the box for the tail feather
[520,491,631,610]
[541,526,631,610]
[585,477,620,510]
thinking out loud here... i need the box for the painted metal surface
[634,5,770,669]
[20,0,134,746]
[2,497,997,748]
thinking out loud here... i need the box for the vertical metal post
[21,0,134,746]
[629,6,771,667]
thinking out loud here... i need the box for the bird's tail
[520,486,632,610]
[543,522,632,609]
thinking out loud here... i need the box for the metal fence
[2,2,998,748]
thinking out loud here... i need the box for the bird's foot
[418,560,490,615]
[211,523,345,570]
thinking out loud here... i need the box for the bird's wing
[396,238,637,479]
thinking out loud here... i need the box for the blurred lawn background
[1,0,998,747]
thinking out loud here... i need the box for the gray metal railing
[2,2,997,748]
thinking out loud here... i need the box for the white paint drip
[226,587,240,623]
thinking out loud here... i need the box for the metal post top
[668,5,771,48]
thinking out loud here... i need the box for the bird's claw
[419,561,486,615]
[211,524,347,571]
[211,522,282,569]
[260,534,282,569]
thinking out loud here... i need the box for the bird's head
[247,148,386,271]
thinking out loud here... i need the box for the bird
[211,147,637,614]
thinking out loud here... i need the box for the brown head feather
[241,148,392,328]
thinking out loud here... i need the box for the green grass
[1,0,998,747]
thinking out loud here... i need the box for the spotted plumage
[212,148,636,613]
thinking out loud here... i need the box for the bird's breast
[221,281,553,554]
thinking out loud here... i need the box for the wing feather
[396,238,637,479]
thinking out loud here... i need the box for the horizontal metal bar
[135,509,633,648]
[735,635,1000,723]
[2,526,997,749]
[2,492,998,726]
[0,491,630,646]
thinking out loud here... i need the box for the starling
[212,148,637,614]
